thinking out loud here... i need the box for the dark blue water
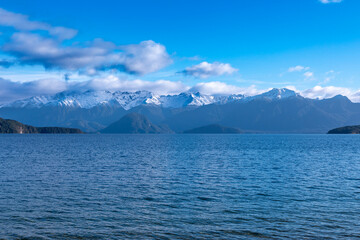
[0,135,360,239]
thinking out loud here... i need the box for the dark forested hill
[328,125,360,134]
[0,118,83,134]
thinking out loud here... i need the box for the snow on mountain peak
[1,88,298,110]
[253,88,299,100]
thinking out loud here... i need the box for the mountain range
[0,88,359,133]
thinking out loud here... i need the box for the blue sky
[1,0,360,102]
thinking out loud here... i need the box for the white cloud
[189,81,260,96]
[348,91,360,103]
[304,71,314,78]
[182,61,238,78]
[0,77,67,103]
[83,75,188,95]
[301,86,352,100]
[3,32,172,75]
[288,65,310,72]
[0,8,77,39]
[0,76,189,103]
[287,66,315,80]
[119,40,173,75]
[0,8,172,76]
[319,0,343,4]
[0,77,260,103]
[319,70,337,84]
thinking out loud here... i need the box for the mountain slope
[101,113,173,134]
[0,90,243,132]
[183,124,242,134]
[0,118,83,134]
[163,96,360,133]
[0,104,127,132]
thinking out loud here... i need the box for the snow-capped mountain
[247,88,300,101]
[0,88,357,134]
[3,90,157,110]
[0,88,299,110]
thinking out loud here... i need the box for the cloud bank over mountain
[0,77,67,103]
[1,76,360,104]
[182,62,238,79]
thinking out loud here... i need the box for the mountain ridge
[1,88,359,133]
[0,88,303,110]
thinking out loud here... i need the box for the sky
[1,0,360,103]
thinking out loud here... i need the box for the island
[0,118,83,134]
[328,125,360,134]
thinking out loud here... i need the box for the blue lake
[0,134,360,239]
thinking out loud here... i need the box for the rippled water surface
[0,134,360,239]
